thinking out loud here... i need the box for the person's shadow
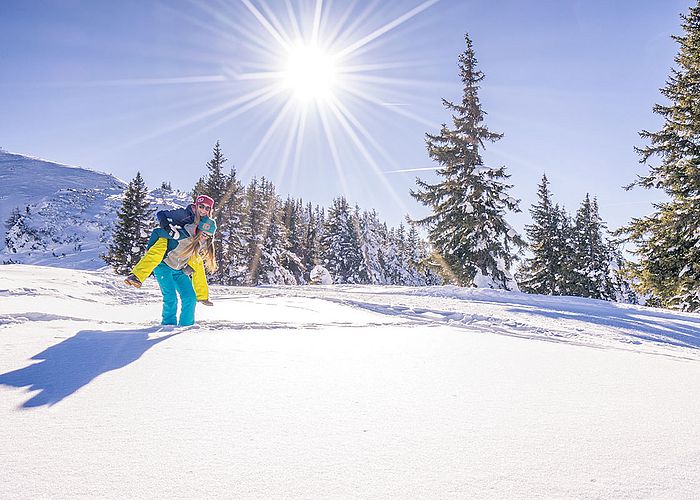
[0,327,178,409]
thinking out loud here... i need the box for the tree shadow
[504,305,700,351]
[0,327,178,409]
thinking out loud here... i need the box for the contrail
[385,166,440,174]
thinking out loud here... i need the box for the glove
[182,264,194,277]
[198,299,213,306]
[168,224,181,239]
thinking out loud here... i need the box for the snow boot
[124,274,142,288]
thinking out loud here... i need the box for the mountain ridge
[0,150,189,269]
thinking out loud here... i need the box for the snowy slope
[0,150,190,268]
[0,149,123,231]
[1,265,698,499]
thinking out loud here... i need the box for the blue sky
[0,0,693,235]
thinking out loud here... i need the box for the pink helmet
[195,194,215,209]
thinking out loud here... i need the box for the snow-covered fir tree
[193,141,229,283]
[554,204,579,295]
[217,168,248,285]
[569,195,617,300]
[359,210,388,284]
[104,172,154,275]
[282,198,307,283]
[297,200,321,283]
[517,178,635,303]
[4,207,24,244]
[244,178,297,284]
[3,207,35,262]
[411,33,524,289]
[405,223,433,285]
[296,202,325,281]
[321,197,367,284]
[243,178,266,285]
[618,3,700,311]
[519,174,568,295]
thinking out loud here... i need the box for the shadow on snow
[0,327,177,409]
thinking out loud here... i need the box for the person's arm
[157,207,191,231]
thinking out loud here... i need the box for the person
[124,194,215,288]
[126,215,218,327]
[157,194,215,239]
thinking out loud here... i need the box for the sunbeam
[335,0,442,58]
[327,96,411,213]
[317,102,350,197]
[240,0,291,50]
[274,104,303,187]
[239,97,297,179]
[289,105,309,196]
[118,83,282,152]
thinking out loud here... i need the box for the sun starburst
[107,0,445,210]
[282,43,337,102]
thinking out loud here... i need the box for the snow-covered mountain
[0,150,190,269]
[1,265,698,498]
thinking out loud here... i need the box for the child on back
[127,215,217,326]
[124,194,214,288]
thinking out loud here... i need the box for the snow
[0,150,124,247]
[1,264,699,498]
[310,264,333,284]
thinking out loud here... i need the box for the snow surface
[1,264,699,498]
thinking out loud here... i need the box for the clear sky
[0,0,693,236]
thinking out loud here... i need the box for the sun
[128,0,442,202]
[282,43,337,102]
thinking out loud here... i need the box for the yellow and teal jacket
[130,225,209,301]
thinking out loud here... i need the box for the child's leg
[130,235,168,284]
[153,263,178,325]
[172,270,197,326]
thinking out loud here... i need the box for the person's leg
[172,270,197,326]
[152,263,178,325]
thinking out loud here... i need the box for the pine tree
[104,172,154,274]
[321,197,367,284]
[4,207,27,253]
[406,223,430,285]
[359,210,388,284]
[257,181,298,284]
[218,168,247,285]
[244,178,265,284]
[282,197,307,282]
[411,34,524,289]
[519,174,566,294]
[300,202,321,278]
[618,3,700,310]
[193,141,235,283]
[195,140,228,203]
[5,207,22,233]
[569,195,616,300]
[555,204,578,295]
[242,178,294,284]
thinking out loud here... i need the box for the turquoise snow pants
[152,262,197,326]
